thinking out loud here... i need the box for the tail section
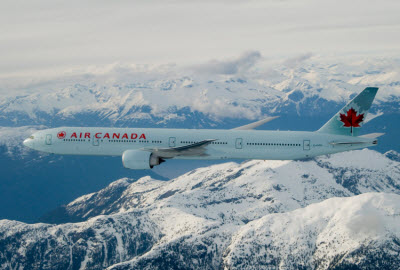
[317,87,378,136]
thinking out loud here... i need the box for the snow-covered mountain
[1,149,400,269]
[1,56,399,128]
[43,149,400,224]
[223,193,400,270]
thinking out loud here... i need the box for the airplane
[23,87,383,169]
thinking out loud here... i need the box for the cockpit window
[29,136,34,139]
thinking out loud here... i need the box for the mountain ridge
[1,149,400,269]
[1,57,399,127]
[222,192,400,270]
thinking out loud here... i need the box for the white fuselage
[23,127,376,160]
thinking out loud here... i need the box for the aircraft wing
[142,139,216,158]
[233,116,279,130]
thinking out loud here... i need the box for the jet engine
[122,150,163,169]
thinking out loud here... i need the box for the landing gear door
[235,138,243,149]
[303,140,310,150]
[169,137,176,147]
[45,134,52,145]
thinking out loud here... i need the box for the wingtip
[364,87,379,92]
[232,115,279,130]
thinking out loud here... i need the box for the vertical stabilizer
[317,87,378,136]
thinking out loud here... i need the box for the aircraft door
[169,137,176,147]
[92,136,99,146]
[303,140,310,150]
[235,138,243,149]
[45,134,52,145]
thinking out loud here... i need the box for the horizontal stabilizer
[329,141,367,145]
[359,133,385,139]
[233,116,279,130]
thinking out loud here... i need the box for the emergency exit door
[169,137,176,147]
[303,140,310,150]
[235,138,243,149]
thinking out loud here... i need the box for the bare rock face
[1,149,400,270]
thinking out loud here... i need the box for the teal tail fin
[317,87,378,136]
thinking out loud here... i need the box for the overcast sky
[1,0,400,78]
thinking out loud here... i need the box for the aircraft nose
[23,137,35,149]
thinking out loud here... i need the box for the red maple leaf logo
[57,131,66,139]
[339,108,364,134]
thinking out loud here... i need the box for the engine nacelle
[122,150,162,170]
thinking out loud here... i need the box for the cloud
[283,53,313,68]
[192,51,262,75]
[190,89,261,119]
[1,0,400,79]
